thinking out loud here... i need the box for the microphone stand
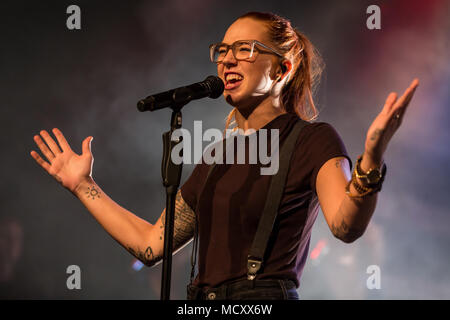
[160,102,186,300]
[137,76,223,299]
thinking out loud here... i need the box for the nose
[221,47,237,67]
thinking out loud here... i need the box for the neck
[234,98,286,131]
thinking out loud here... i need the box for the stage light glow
[132,259,144,271]
[310,239,327,260]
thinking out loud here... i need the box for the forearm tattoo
[128,190,195,266]
[331,209,365,243]
[127,245,156,267]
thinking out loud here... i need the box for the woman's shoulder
[300,119,338,129]
[295,119,344,143]
[292,119,349,164]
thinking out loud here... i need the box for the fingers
[30,150,51,172]
[382,79,419,129]
[383,92,398,114]
[82,136,93,156]
[399,79,419,106]
[390,78,419,117]
[33,134,56,162]
[52,128,72,152]
[39,130,63,156]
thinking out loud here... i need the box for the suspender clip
[247,256,262,280]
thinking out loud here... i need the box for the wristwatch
[355,155,387,187]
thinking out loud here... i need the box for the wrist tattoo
[86,185,101,200]
[370,128,383,141]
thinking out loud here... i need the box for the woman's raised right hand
[31,128,94,194]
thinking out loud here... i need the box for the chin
[224,91,240,105]
[226,97,257,119]
[225,93,248,108]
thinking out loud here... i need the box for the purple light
[132,259,144,271]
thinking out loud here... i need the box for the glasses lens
[210,41,256,63]
[234,41,253,60]
[212,43,229,62]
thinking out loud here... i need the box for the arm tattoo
[127,245,156,267]
[160,210,165,240]
[130,190,195,266]
[370,128,383,141]
[85,185,101,200]
[173,190,196,249]
[335,159,344,168]
[159,191,196,247]
[331,210,365,243]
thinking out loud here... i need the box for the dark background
[0,0,449,299]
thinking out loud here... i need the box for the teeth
[226,73,243,82]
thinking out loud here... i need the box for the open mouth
[224,72,244,90]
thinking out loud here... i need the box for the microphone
[137,75,224,112]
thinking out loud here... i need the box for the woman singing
[30,12,418,300]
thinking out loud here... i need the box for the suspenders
[190,119,308,284]
[247,120,307,280]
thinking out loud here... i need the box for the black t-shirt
[181,113,352,289]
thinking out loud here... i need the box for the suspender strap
[190,163,216,283]
[247,120,307,280]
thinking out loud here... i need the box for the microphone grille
[205,75,225,99]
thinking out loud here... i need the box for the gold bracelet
[354,154,386,187]
[345,178,377,198]
[345,172,381,198]
[345,155,386,198]
[351,171,371,193]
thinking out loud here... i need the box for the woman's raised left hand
[363,78,419,164]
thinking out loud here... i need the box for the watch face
[367,169,381,184]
